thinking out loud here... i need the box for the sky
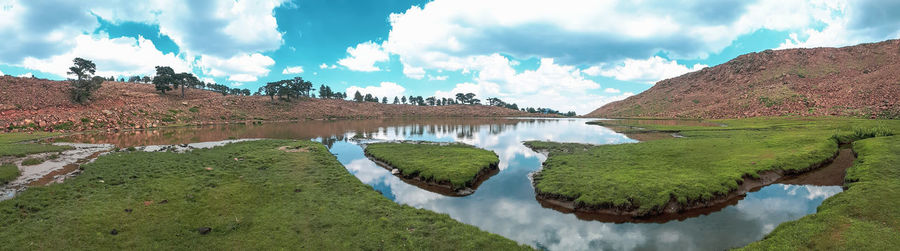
[1,0,899,114]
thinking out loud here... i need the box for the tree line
[65,58,576,116]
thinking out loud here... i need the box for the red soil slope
[587,39,900,119]
[0,77,530,132]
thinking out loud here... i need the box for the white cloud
[431,55,610,114]
[402,64,426,79]
[21,34,192,78]
[17,72,33,78]
[345,82,406,99]
[427,75,448,81]
[282,66,304,74]
[198,53,274,82]
[319,63,337,69]
[604,88,621,93]
[337,41,390,72]
[596,56,707,84]
[0,0,286,81]
[0,69,4,76]
[229,82,244,87]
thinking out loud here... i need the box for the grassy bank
[742,135,900,249]
[526,118,899,215]
[0,132,72,157]
[364,142,499,189]
[0,140,528,249]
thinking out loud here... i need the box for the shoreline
[364,153,500,197]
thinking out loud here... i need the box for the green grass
[0,140,528,250]
[20,158,44,166]
[741,135,900,250]
[0,132,72,157]
[527,117,900,215]
[364,142,499,189]
[0,163,19,184]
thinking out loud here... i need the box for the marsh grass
[741,135,900,250]
[0,140,527,250]
[0,163,19,184]
[20,158,44,166]
[528,117,900,214]
[0,132,72,157]
[364,142,499,189]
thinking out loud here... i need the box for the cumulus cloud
[594,56,707,84]
[345,82,407,99]
[21,34,192,78]
[198,53,274,82]
[604,88,621,93]
[337,41,390,72]
[0,0,286,81]
[431,55,612,114]
[427,75,448,81]
[17,72,33,78]
[282,66,304,74]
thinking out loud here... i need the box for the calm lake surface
[61,118,844,250]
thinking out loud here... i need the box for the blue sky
[1,0,899,114]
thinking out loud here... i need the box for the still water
[62,118,843,250]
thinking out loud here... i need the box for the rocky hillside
[587,39,900,119]
[0,76,530,132]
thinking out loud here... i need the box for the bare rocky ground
[588,39,900,119]
[0,76,532,132]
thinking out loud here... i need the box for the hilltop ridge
[587,39,900,119]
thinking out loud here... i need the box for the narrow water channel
[59,118,848,250]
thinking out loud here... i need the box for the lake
[61,118,844,250]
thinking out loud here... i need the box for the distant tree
[152,66,175,94]
[464,93,476,104]
[393,96,399,104]
[127,76,141,83]
[426,97,436,106]
[261,82,280,101]
[241,88,251,96]
[67,57,103,104]
[353,91,364,102]
[455,93,465,104]
[382,97,388,104]
[364,94,374,102]
[141,76,151,83]
[173,72,199,98]
[401,96,407,104]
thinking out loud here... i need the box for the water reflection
[61,118,842,250]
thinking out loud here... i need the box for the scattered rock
[110,229,119,235]
[197,227,212,235]
[124,208,132,213]
[143,201,153,206]
[158,199,168,204]
[391,169,400,175]
[294,188,302,193]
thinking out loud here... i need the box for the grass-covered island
[0,140,528,250]
[364,142,500,196]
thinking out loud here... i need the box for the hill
[0,76,530,132]
[587,39,900,119]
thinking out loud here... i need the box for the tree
[153,66,175,94]
[401,96,407,104]
[426,97,436,106]
[393,96,399,104]
[364,94,374,102]
[464,93,476,104]
[67,58,103,104]
[261,82,280,101]
[127,76,141,83]
[382,97,388,104]
[353,91,364,102]
[141,76,152,83]
[455,93,465,104]
[173,72,199,98]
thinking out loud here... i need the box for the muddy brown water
[57,118,848,251]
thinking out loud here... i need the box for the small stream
[55,118,850,250]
